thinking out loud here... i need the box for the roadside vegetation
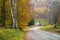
[35,20,48,26]
[0,28,25,40]
[39,24,60,34]
[35,20,60,34]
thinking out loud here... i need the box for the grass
[35,19,49,25]
[56,24,60,29]
[40,24,60,34]
[35,20,60,34]
[0,28,25,40]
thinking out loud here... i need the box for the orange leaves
[0,0,31,28]
[17,0,31,28]
[18,13,31,26]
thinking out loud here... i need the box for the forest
[0,0,60,40]
[0,0,32,29]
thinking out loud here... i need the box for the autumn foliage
[0,0,32,29]
[17,0,31,28]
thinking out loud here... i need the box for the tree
[1,0,6,27]
[17,0,32,28]
[46,0,58,25]
[28,18,34,26]
[0,0,32,29]
[9,0,17,28]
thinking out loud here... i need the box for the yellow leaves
[22,26,30,32]
[20,0,29,3]
[17,0,31,28]
[39,7,46,13]
[5,1,9,6]
[0,0,31,28]
[34,7,46,14]
[18,13,31,26]
[5,20,12,26]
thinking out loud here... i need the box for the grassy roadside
[35,20,48,25]
[0,28,25,40]
[39,24,60,34]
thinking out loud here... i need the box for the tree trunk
[12,0,18,28]
[1,0,5,27]
[9,0,17,28]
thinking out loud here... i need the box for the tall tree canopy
[17,0,32,28]
[0,0,32,29]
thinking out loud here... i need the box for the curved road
[26,29,60,40]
